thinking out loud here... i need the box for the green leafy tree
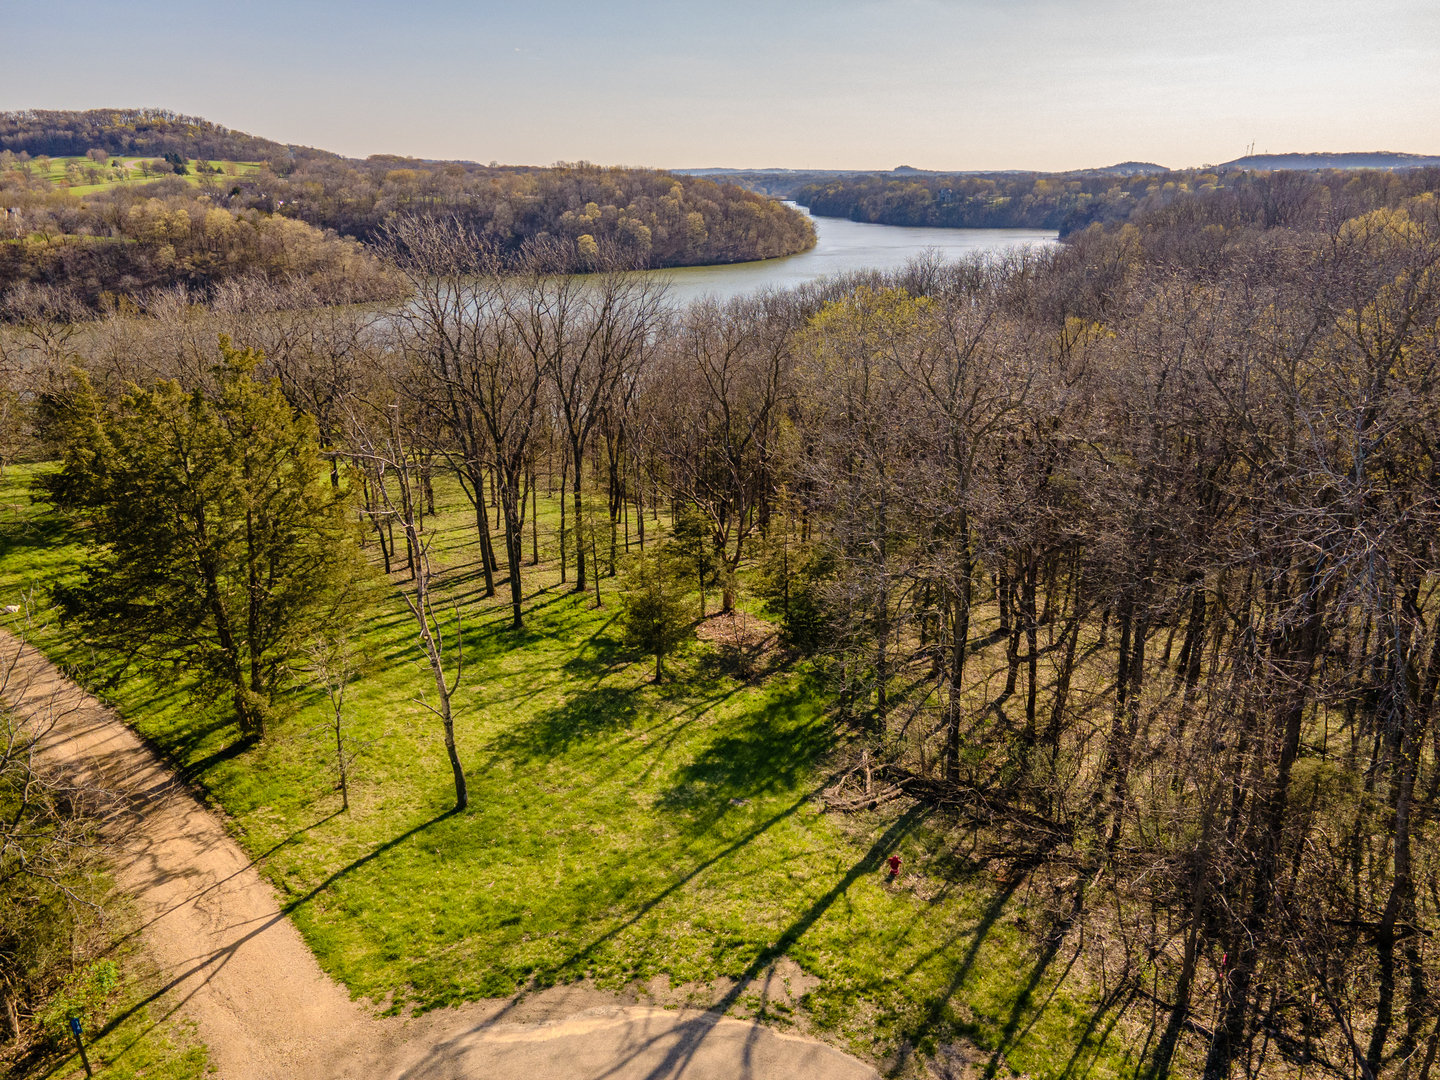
[46,337,369,739]
[618,547,692,682]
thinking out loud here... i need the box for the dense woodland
[0,173,400,307]
[228,156,817,262]
[0,111,817,303]
[4,171,1440,1079]
[0,109,322,166]
[795,166,1440,236]
[0,161,814,301]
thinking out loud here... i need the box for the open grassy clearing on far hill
[10,155,261,196]
[0,462,1134,1079]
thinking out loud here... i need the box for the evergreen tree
[755,532,834,654]
[668,505,720,617]
[46,337,369,739]
[618,547,692,682]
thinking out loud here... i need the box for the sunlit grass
[0,462,1136,1078]
[14,157,262,196]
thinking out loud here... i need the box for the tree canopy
[45,337,370,738]
[0,108,324,164]
[794,165,1440,236]
[1,135,815,304]
[233,158,815,268]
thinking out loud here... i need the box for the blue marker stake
[69,1016,94,1077]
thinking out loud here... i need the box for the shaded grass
[0,463,1134,1078]
[0,881,210,1079]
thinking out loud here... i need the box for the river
[645,203,1058,306]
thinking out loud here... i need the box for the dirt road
[1,630,878,1080]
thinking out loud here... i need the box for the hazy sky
[4,0,1437,171]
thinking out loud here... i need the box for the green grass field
[9,156,262,196]
[0,462,1136,1079]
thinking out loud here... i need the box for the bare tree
[521,261,666,594]
[644,292,797,611]
[380,216,502,597]
[305,632,365,812]
[346,399,469,812]
[0,635,109,1049]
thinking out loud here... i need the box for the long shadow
[174,730,258,786]
[71,597,830,1078]
[555,616,626,680]
[583,806,933,1080]
[409,801,931,1080]
[1058,985,1136,1080]
[521,686,737,781]
[623,691,741,787]
[475,790,820,1034]
[474,607,691,766]
[885,873,1024,1076]
[486,683,644,762]
[108,807,344,949]
[982,920,1084,1077]
[371,567,577,662]
[970,627,1009,653]
[653,691,832,833]
[66,681,255,803]
[0,505,71,558]
[92,810,455,1052]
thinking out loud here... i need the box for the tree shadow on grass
[1057,992,1135,1080]
[470,605,657,765]
[980,913,1086,1078]
[653,688,833,832]
[174,726,257,786]
[485,683,644,762]
[887,874,1025,1075]
[369,572,579,664]
[621,689,743,787]
[469,795,930,1028]
[889,876,1118,1080]
[502,805,935,1080]
[0,495,72,564]
[556,617,626,681]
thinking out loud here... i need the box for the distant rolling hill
[1088,161,1169,175]
[676,161,1171,180]
[1218,151,1440,171]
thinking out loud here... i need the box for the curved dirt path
[0,630,878,1080]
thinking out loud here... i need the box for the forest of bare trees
[3,173,1440,1078]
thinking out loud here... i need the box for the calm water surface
[646,203,1058,306]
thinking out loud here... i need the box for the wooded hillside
[0,109,320,164]
[235,157,816,266]
[0,175,400,306]
[796,165,1440,236]
[6,174,1440,1079]
[0,112,817,303]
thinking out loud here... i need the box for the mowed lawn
[0,462,1133,1078]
